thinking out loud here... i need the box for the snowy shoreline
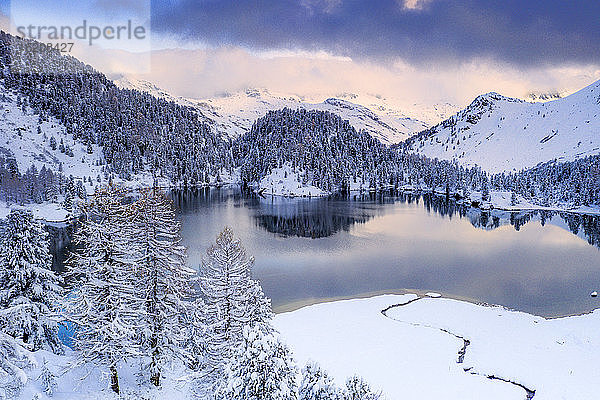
[2,180,598,227]
[250,164,600,215]
[272,288,475,315]
[254,183,600,216]
[273,294,600,400]
[0,181,235,226]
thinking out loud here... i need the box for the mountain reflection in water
[34,186,600,318]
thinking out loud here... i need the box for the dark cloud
[150,0,600,66]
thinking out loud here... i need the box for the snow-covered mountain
[331,91,459,127]
[115,77,458,145]
[406,80,600,173]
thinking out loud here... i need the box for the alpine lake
[46,185,600,319]
[165,186,600,318]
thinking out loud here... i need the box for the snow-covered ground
[257,165,328,197]
[115,77,461,145]
[409,79,600,173]
[465,190,600,215]
[13,348,193,400]
[256,164,382,197]
[0,82,103,182]
[0,82,101,223]
[0,202,69,223]
[274,294,600,400]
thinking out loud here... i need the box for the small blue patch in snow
[58,320,76,349]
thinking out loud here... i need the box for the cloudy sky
[2,0,600,108]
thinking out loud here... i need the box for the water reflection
[45,224,74,273]
[170,187,600,318]
[253,196,383,239]
[113,187,600,246]
[206,187,600,246]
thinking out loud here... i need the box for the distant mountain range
[405,80,600,173]
[117,76,600,175]
[114,77,459,145]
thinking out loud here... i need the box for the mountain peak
[244,88,271,98]
[469,91,522,107]
[407,80,600,173]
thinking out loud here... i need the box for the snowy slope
[407,80,600,173]
[0,82,103,220]
[0,82,185,221]
[0,83,102,181]
[333,91,459,127]
[0,78,238,194]
[13,293,598,399]
[115,77,458,145]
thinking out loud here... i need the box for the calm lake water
[170,187,600,318]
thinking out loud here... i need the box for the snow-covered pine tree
[64,185,142,394]
[481,179,490,202]
[511,191,518,206]
[0,209,63,353]
[0,331,36,399]
[217,325,298,400]
[129,188,197,387]
[200,227,274,370]
[343,376,381,400]
[38,357,57,396]
[299,362,342,400]
[62,190,73,212]
[76,180,86,200]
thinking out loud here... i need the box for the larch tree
[130,188,196,387]
[200,227,273,370]
[181,297,208,371]
[0,209,62,353]
[64,185,142,394]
